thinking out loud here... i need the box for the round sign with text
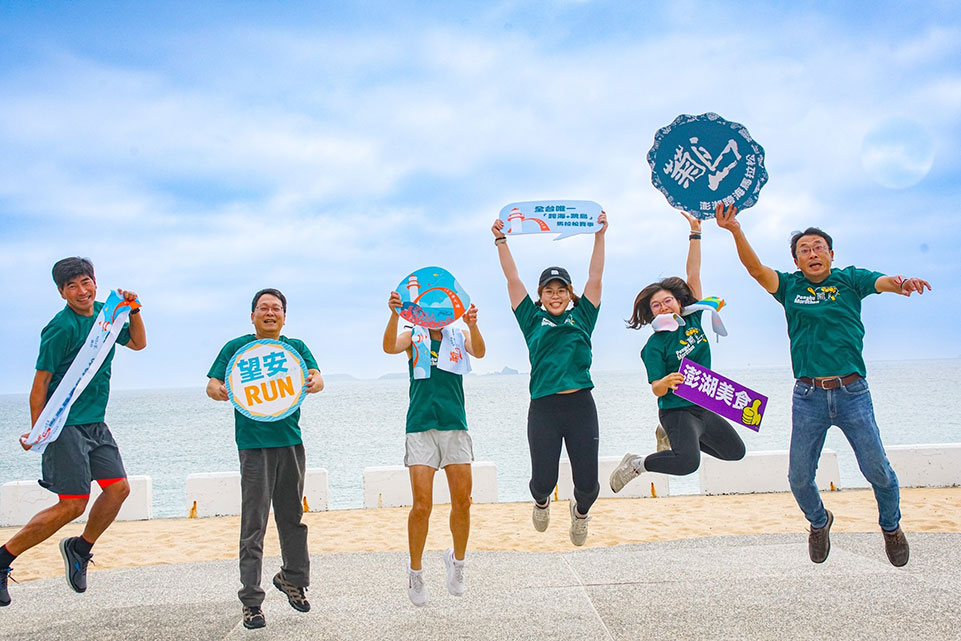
[648,112,768,220]
[226,339,309,422]
[394,266,470,329]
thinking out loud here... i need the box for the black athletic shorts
[39,422,127,497]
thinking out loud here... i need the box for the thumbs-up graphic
[742,399,762,427]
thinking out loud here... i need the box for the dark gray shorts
[39,422,127,497]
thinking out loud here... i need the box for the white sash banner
[21,290,140,454]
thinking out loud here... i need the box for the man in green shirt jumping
[717,210,930,567]
[0,257,146,607]
[207,288,323,630]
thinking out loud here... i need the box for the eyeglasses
[796,243,829,257]
[650,295,676,312]
[255,305,284,313]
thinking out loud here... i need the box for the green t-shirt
[772,266,884,379]
[513,295,600,400]
[36,302,131,426]
[406,338,468,433]
[207,334,319,450]
[641,310,711,410]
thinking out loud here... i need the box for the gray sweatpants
[238,444,310,606]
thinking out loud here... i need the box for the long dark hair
[626,277,696,329]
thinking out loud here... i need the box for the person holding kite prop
[491,210,607,547]
[383,272,486,607]
[611,205,745,494]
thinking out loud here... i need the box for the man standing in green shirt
[717,210,930,567]
[0,257,146,607]
[206,288,323,630]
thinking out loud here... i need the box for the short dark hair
[626,277,697,329]
[251,288,287,312]
[790,228,833,259]
[52,257,95,290]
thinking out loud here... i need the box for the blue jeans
[789,377,901,532]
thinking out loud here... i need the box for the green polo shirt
[513,295,599,400]
[772,266,884,379]
[36,302,131,426]
[406,338,468,433]
[208,334,319,450]
[641,310,711,410]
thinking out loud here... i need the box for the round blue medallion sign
[648,113,768,220]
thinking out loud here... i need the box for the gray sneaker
[610,453,642,493]
[883,528,910,567]
[568,498,591,546]
[0,568,13,607]
[532,499,550,532]
[59,537,92,593]
[272,571,310,612]
[808,510,834,563]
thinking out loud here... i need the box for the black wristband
[130,308,141,315]
[689,233,701,240]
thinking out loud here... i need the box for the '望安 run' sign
[226,339,309,422]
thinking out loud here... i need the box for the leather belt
[798,373,862,390]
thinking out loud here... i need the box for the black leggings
[527,389,600,515]
[644,405,745,476]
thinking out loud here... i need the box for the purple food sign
[673,358,767,432]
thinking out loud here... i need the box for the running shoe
[808,509,833,563]
[532,499,550,532]
[444,548,466,597]
[407,567,429,606]
[569,498,591,546]
[59,537,92,593]
[609,453,642,493]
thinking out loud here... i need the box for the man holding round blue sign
[206,288,323,630]
[716,209,930,567]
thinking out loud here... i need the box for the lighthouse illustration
[507,208,525,233]
[406,274,420,302]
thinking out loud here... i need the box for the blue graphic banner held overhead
[648,113,768,220]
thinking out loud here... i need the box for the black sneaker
[808,509,834,564]
[0,568,14,606]
[59,537,92,593]
[242,605,266,629]
[273,571,310,612]
[883,528,910,567]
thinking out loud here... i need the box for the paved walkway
[2,532,960,640]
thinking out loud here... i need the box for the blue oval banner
[226,339,309,422]
[394,266,471,329]
[648,113,768,219]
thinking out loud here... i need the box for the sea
[1,359,959,518]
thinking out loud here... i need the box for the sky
[0,1,959,393]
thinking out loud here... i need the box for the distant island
[485,366,520,376]
[378,366,521,380]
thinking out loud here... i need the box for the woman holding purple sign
[610,205,745,493]
[491,212,607,547]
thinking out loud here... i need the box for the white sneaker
[569,498,591,546]
[609,452,642,493]
[407,567,429,606]
[532,499,550,532]
[444,548,466,596]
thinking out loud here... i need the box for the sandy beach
[2,487,958,583]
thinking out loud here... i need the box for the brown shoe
[883,528,909,567]
[808,510,833,563]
